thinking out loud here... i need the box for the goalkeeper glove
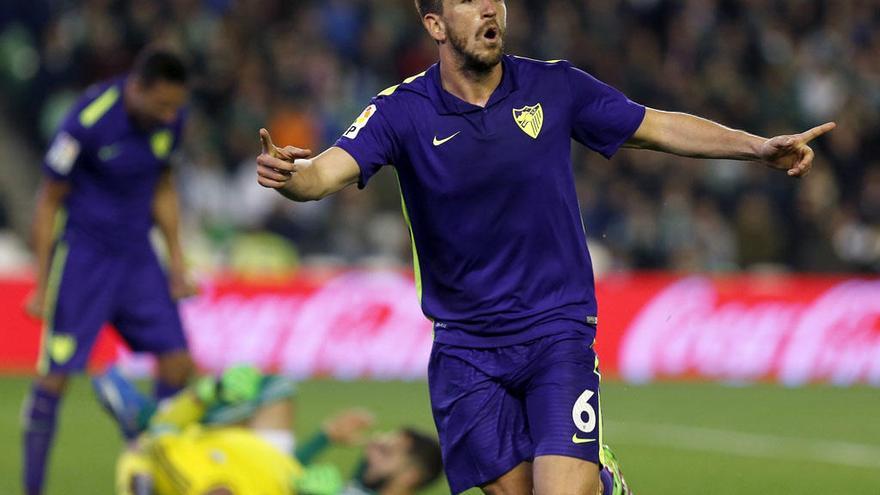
[195,365,262,406]
[294,464,344,495]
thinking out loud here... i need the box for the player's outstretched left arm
[625,108,836,177]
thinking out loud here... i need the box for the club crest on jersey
[513,103,544,139]
[344,104,377,139]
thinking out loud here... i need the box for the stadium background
[0,0,878,494]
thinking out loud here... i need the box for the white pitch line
[606,421,880,470]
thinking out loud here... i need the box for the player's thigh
[533,455,600,495]
[155,351,194,386]
[428,344,533,494]
[40,237,121,374]
[112,252,188,356]
[525,331,603,464]
[480,461,532,495]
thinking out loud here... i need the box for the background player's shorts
[145,425,302,495]
[428,325,603,494]
[39,228,188,374]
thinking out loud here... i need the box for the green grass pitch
[1,377,878,494]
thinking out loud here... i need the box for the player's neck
[439,50,503,108]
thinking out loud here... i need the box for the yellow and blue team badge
[49,334,76,365]
[513,103,544,139]
[151,130,173,160]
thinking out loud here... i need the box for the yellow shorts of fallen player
[117,425,303,495]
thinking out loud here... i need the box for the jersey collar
[428,54,517,115]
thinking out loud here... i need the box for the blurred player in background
[21,47,196,495]
[340,428,443,495]
[99,365,305,495]
[94,365,442,495]
[256,0,835,493]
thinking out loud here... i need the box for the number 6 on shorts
[572,389,596,433]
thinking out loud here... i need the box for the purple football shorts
[39,228,188,374]
[428,325,603,493]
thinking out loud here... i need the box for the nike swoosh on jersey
[571,434,597,444]
[98,144,121,161]
[433,131,461,146]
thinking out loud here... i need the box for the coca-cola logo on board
[619,278,880,385]
[176,271,433,379]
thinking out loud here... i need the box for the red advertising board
[1,271,878,385]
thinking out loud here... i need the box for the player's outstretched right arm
[256,128,360,202]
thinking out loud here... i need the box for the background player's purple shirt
[336,56,645,347]
[43,77,185,250]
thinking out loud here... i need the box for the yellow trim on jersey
[51,208,68,242]
[38,239,69,374]
[378,85,398,97]
[79,85,120,128]
[38,209,68,373]
[403,71,427,84]
[395,172,423,303]
[378,71,427,97]
[593,352,605,466]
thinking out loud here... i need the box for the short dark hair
[132,47,188,87]
[414,0,443,18]
[402,428,443,489]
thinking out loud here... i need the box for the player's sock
[154,379,184,402]
[599,467,613,495]
[22,385,62,495]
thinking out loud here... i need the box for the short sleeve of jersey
[333,97,400,189]
[565,63,646,159]
[42,104,89,180]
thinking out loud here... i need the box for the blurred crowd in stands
[0,0,877,275]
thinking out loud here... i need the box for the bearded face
[440,0,507,73]
[447,17,505,72]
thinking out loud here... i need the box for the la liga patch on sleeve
[45,131,81,175]
[343,104,377,140]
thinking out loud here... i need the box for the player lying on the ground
[256,1,834,493]
[93,366,444,495]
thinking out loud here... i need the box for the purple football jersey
[43,77,185,250]
[336,56,645,347]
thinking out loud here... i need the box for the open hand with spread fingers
[322,408,375,446]
[758,122,836,178]
[256,128,313,190]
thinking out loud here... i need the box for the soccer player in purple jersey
[255,1,835,493]
[22,48,197,495]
